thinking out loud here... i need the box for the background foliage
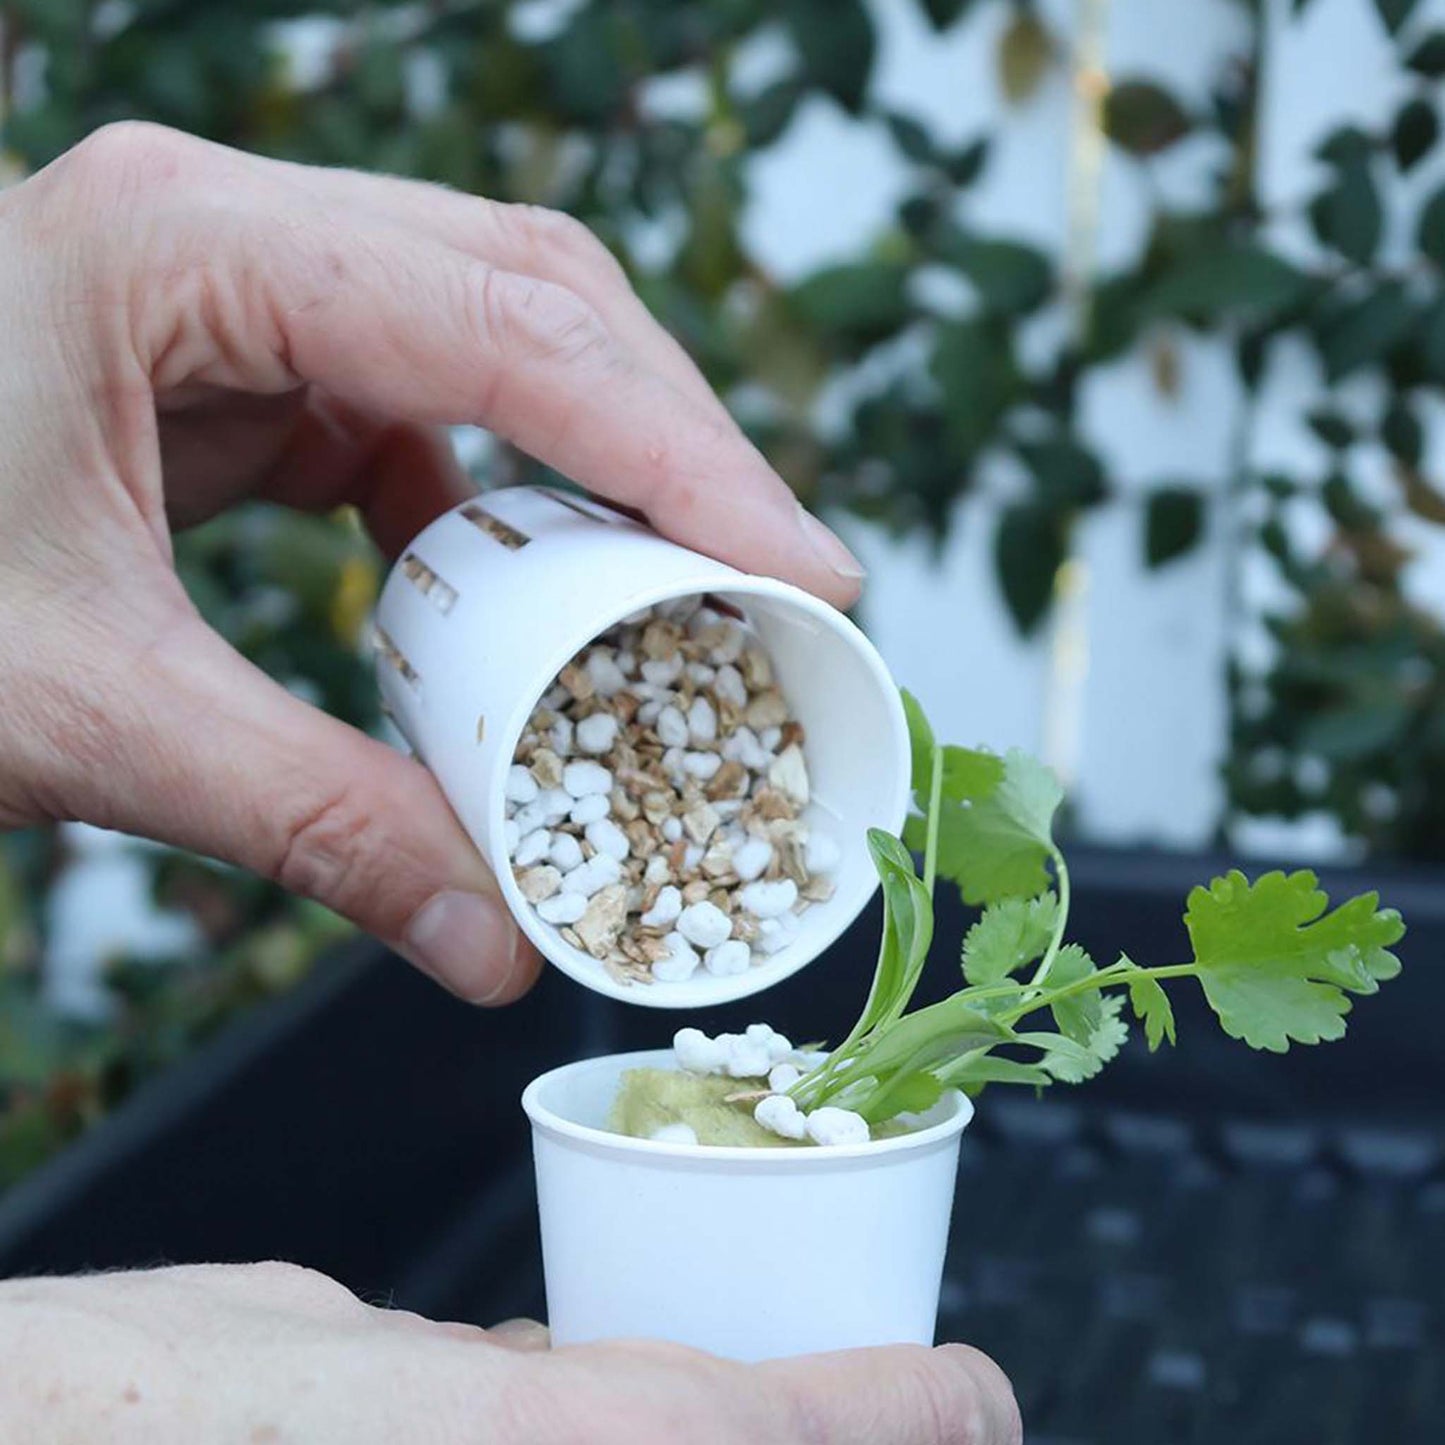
[1,0,1442,1182]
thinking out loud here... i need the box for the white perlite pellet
[537,789,573,823]
[756,914,801,954]
[805,1108,871,1147]
[732,837,773,882]
[649,1122,699,1145]
[704,939,751,977]
[677,901,731,949]
[506,597,837,984]
[514,829,551,867]
[673,1027,724,1073]
[561,854,622,898]
[755,1094,808,1140]
[585,817,631,862]
[740,879,798,918]
[768,1062,802,1093]
[651,931,699,982]
[640,885,682,928]
[687,696,717,744]
[569,794,610,826]
[537,892,586,925]
[505,765,539,805]
[576,712,619,754]
[655,704,689,748]
[563,760,613,797]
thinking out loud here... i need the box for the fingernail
[403,890,521,1004]
[488,1318,552,1351]
[795,501,866,582]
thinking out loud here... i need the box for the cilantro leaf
[1045,943,1100,1044]
[900,689,937,797]
[937,1054,1053,1092]
[961,892,1059,984]
[856,1070,946,1123]
[1184,870,1405,1052]
[1016,1030,1103,1083]
[831,829,934,1053]
[1125,967,1177,1050]
[826,993,1013,1096]
[908,747,1063,905]
[941,745,1006,799]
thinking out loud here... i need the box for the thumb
[762,1344,1022,1445]
[58,607,539,1005]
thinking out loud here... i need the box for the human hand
[0,123,866,1004]
[0,1264,1019,1444]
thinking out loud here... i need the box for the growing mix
[504,597,840,987]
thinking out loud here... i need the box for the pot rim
[521,1048,976,1165]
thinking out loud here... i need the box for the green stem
[1025,849,1071,990]
[922,738,943,897]
[793,738,944,1112]
[999,960,1196,1027]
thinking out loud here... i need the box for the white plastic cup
[373,486,910,1008]
[521,1049,974,1360]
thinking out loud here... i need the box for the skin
[0,124,1020,1443]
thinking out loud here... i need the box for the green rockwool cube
[608,1067,795,1147]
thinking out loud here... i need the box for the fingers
[251,397,479,558]
[30,594,539,1005]
[246,160,866,605]
[158,388,477,558]
[290,165,726,424]
[762,1343,1022,1445]
[72,123,864,606]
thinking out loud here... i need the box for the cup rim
[489,534,911,1010]
[521,1048,976,1165]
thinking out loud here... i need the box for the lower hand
[0,1263,1020,1444]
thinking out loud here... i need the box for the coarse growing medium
[505,596,840,986]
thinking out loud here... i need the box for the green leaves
[1391,97,1438,172]
[791,261,913,347]
[1419,184,1445,265]
[1310,151,1383,265]
[912,748,1063,906]
[862,828,936,1029]
[995,505,1066,635]
[901,688,938,797]
[998,12,1055,105]
[1141,245,1311,326]
[1126,970,1177,1050]
[1373,0,1421,36]
[938,230,1053,315]
[1406,31,1445,77]
[1104,81,1192,156]
[784,0,876,113]
[1316,282,1415,380]
[931,318,1021,462]
[1144,487,1206,569]
[1183,870,1405,1052]
[962,894,1059,985]
[791,695,1407,1127]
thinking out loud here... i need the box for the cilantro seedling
[786,692,1405,1121]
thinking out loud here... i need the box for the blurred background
[5,0,1444,1186]
[1,2,1443,1436]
